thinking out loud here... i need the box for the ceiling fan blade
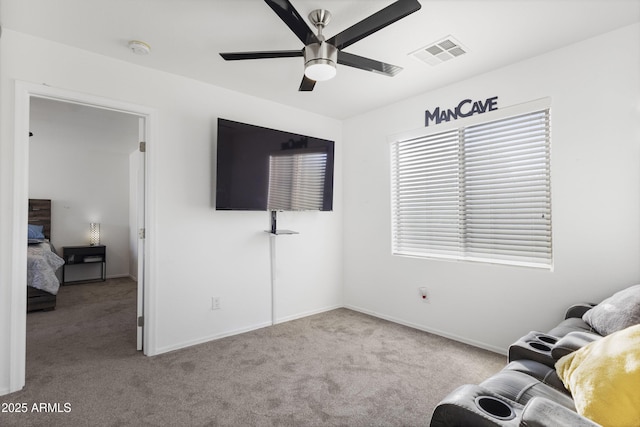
[337,51,403,77]
[264,0,319,45]
[299,75,316,91]
[327,0,421,50]
[220,50,303,61]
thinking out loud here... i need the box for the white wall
[342,23,640,353]
[29,98,138,281]
[0,30,343,394]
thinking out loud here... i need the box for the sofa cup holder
[536,334,558,345]
[523,333,558,353]
[475,396,515,421]
[527,341,552,352]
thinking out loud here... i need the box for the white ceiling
[2,0,639,119]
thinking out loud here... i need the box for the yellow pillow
[555,324,640,427]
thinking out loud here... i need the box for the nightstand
[62,245,106,284]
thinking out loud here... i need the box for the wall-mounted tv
[215,118,335,211]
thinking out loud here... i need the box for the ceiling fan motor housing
[304,42,338,80]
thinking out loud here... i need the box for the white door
[136,118,146,351]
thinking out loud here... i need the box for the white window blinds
[268,151,328,210]
[390,108,551,268]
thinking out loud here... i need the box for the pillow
[555,324,640,427]
[582,284,640,335]
[27,224,45,239]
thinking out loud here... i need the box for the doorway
[10,82,156,393]
[29,96,142,340]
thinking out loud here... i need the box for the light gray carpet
[1,279,505,426]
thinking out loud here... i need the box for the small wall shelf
[266,210,299,235]
[265,229,299,235]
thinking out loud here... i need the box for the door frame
[10,81,157,392]
[136,117,146,351]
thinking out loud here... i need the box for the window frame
[389,98,552,269]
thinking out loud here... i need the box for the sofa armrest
[550,331,601,360]
[521,397,599,427]
[564,303,596,319]
[430,384,523,427]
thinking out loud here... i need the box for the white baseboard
[274,304,343,325]
[153,304,342,356]
[154,304,506,357]
[105,273,132,280]
[344,304,507,356]
[154,320,273,355]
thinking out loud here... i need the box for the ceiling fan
[220,0,422,91]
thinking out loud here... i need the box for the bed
[27,199,64,312]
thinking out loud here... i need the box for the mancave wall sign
[425,96,498,127]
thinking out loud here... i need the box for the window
[268,151,328,210]
[390,103,551,268]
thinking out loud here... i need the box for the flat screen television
[215,118,335,211]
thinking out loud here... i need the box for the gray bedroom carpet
[1,278,505,426]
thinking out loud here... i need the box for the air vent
[411,36,467,66]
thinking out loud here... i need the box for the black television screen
[215,118,335,211]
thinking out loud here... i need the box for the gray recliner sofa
[430,284,640,427]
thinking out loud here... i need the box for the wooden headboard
[28,199,52,240]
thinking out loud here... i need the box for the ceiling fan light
[305,60,336,81]
[303,42,338,82]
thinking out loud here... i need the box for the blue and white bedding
[27,241,64,295]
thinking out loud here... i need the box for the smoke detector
[128,40,151,56]
[411,36,467,66]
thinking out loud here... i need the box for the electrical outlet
[211,297,221,310]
